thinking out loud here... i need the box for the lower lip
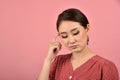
[69,45,78,49]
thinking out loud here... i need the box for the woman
[38,8,119,80]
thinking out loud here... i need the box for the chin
[70,48,82,53]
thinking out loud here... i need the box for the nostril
[69,38,76,44]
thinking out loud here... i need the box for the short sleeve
[49,56,58,80]
[49,55,64,80]
[102,61,119,80]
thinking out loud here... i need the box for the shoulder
[94,55,117,67]
[49,53,71,79]
[51,53,71,65]
[94,55,119,79]
[94,55,118,70]
[53,53,71,62]
[50,53,71,73]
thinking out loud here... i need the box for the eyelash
[62,35,68,38]
[73,31,79,35]
[61,31,79,38]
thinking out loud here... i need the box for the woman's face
[58,21,89,53]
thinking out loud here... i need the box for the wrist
[45,55,55,62]
[44,58,52,64]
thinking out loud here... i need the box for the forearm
[37,37,61,80]
[37,60,51,80]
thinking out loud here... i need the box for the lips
[69,45,78,49]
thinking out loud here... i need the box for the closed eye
[73,31,79,35]
[60,33,68,38]
[61,35,68,38]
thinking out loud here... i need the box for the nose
[68,35,76,44]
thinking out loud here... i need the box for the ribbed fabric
[49,53,119,80]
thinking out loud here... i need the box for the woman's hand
[37,35,61,80]
[45,35,62,62]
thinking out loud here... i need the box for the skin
[37,21,95,80]
[59,21,89,53]
[59,21,95,70]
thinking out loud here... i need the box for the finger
[53,42,62,51]
[58,42,62,50]
[52,34,59,42]
[53,46,59,54]
[50,42,61,48]
[53,47,58,53]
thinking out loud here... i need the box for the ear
[86,24,90,33]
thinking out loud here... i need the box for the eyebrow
[59,27,79,34]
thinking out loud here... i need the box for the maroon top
[49,53,119,80]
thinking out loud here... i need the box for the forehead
[59,21,84,32]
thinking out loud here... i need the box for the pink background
[0,0,120,80]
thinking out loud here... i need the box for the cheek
[61,39,68,46]
[77,33,87,43]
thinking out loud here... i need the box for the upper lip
[69,45,78,47]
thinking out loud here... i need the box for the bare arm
[37,59,51,80]
[37,35,61,80]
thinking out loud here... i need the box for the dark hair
[56,8,89,44]
[56,8,89,31]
